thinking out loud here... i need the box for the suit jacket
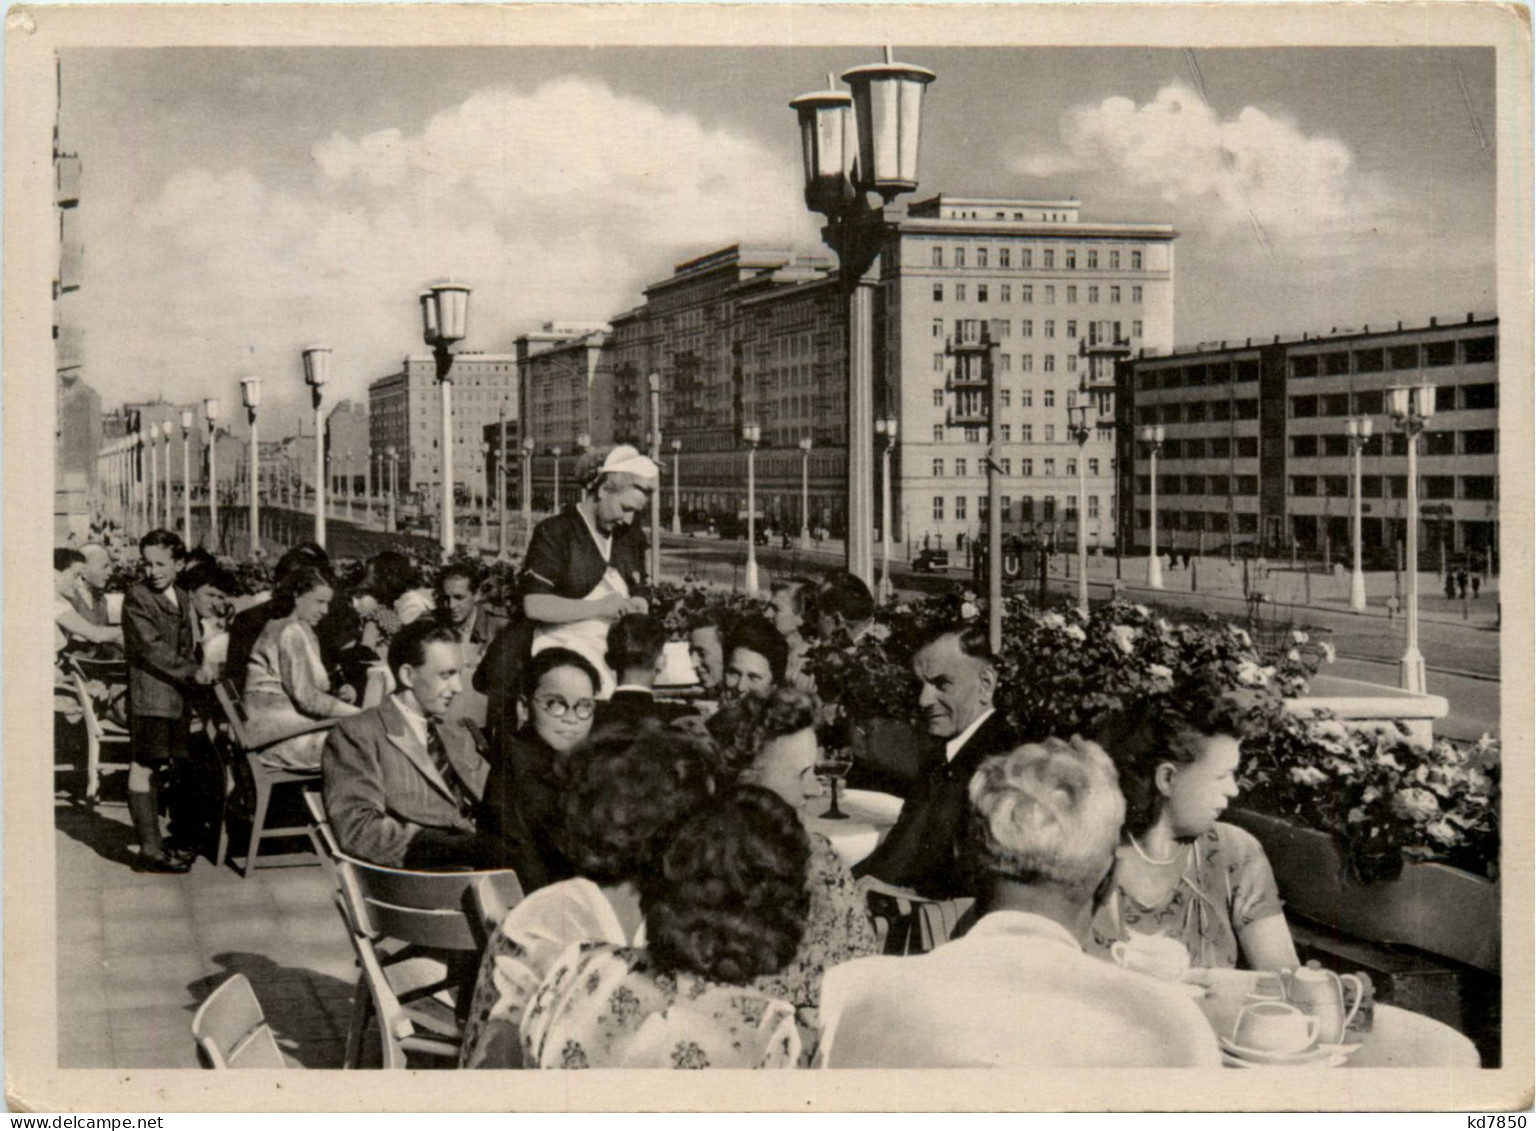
[322,696,492,869]
[590,688,694,732]
[463,606,508,649]
[486,726,574,887]
[122,582,199,719]
[852,710,1018,900]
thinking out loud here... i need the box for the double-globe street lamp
[798,437,813,550]
[670,439,683,536]
[241,376,262,555]
[791,49,935,590]
[742,422,762,597]
[521,438,536,551]
[180,408,194,539]
[1345,415,1375,613]
[386,446,400,534]
[161,422,174,534]
[204,397,222,551]
[1387,383,1436,694]
[1068,404,1094,615]
[301,346,330,549]
[1139,424,1166,591]
[420,283,472,556]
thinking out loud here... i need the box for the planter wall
[1227,808,1499,974]
[1286,674,1450,748]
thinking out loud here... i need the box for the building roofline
[1135,312,1499,363]
[898,218,1178,240]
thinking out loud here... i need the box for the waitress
[520,444,657,698]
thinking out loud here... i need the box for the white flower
[1291,630,1311,645]
[1041,612,1067,629]
[1290,765,1329,787]
[1235,660,1267,687]
[960,601,980,621]
[1156,617,1174,634]
[1063,624,1087,642]
[1231,627,1253,648]
[1391,788,1440,822]
[1286,648,1301,663]
[1320,642,1337,664]
[1425,818,1460,845]
[1108,624,1138,654]
[1133,604,1151,617]
[1147,663,1174,684]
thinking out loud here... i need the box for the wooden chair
[212,680,336,876]
[472,871,527,942]
[65,655,132,806]
[191,973,291,1069]
[857,876,976,956]
[329,852,521,1069]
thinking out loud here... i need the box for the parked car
[912,548,952,573]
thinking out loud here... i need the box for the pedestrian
[1386,594,1400,620]
[1472,574,1481,599]
[1444,572,1457,601]
[1456,569,1468,599]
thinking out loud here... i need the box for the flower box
[1226,807,1500,974]
[1286,674,1450,748]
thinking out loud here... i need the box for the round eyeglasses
[533,695,596,721]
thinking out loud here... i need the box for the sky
[61,46,1498,433]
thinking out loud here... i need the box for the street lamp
[301,345,330,549]
[1139,424,1165,590]
[1387,383,1436,693]
[1346,415,1375,613]
[875,418,897,603]
[521,437,535,550]
[386,446,399,534]
[791,49,934,589]
[160,421,174,532]
[241,376,261,554]
[204,397,222,551]
[742,422,762,596]
[1068,404,1094,615]
[421,282,472,556]
[549,445,563,512]
[147,415,161,530]
[497,403,510,558]
[670,439,683,536]
[798,437,813,549]
[180,408,194,538]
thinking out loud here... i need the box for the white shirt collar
[391,692,431,749]
[966,909,1082,951]
[612,684,653,696]
[944,707,995,762]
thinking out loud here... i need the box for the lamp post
[742,422,762,596]
[1346,415,1374,613]
[301,345,330,549]
[798,437,813,549]
[162,421,175,533]
[386,446,399,534]
[791,49,935,590]
[648,374,663,584]
[421,282,472,556]
[1387,383,1436,694]
[670,439,683,535]
[498,404,510,558]
[241,376,261,555]
[550,445,563,512]
[1140,424,1165,590]
[180,409,194,538]
[521,437,535,551]
[875,417,897,603]
[1068,404,1093,615]
[204,397,222,551]
[147,418,161,530]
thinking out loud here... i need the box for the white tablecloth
[808,790,903,870]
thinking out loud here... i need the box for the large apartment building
[1116,314,1500,565]
[367,353,518,501]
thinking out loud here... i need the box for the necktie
[427,722,473,815]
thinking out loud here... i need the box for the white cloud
[1014,81,1406,258]
[82,76,817,415]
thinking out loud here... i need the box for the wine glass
[817,748,855,820]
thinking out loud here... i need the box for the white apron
[530,516,626,699]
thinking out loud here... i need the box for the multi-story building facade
[888,196,1176,551]
[325,400,370,497]
[516,324,612,510]
[367,353,518,502]
[1116,314,1499,565]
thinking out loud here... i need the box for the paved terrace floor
[55,795,355,1070]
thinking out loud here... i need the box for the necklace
[1128,833,1181,867]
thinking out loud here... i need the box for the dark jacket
[484,726,575,888]
[122,582,200,719]
[591,688,694,732]
[852,709,1018,899]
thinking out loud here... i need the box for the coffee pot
[1286,962,1364,1045]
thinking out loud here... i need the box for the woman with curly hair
[705,687,878,1051]
[459,719,719,1069]
[1086,676,1301,972]
[521,786,811,1069]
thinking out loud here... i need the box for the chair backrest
[331,891,410,1069]
[473,871,527,938]
[338,852,520,953]
[213,680,254,750]
[191,973,288,1069]
[67,656,127,744]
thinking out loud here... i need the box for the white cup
[1232,1000,1321,1054]
[1110,933,1191,982]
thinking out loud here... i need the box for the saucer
[1218,1036,1343,1067]
[1222,1051,1348,1069]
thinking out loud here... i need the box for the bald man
[69,542,122,658]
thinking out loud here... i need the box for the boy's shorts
[128,714,189,767]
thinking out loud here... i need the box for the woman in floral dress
[521,787,810,1069]
[458,720,720,1068]
[705,687,879,1054]
[1086,678,1301,972]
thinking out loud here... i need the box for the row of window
[1291,383,1497,418]
[931,318,1146,344]
[934,352,1081,374]
[1139,475,1260,496]
[1291,430,1496,458]
[1290,336,1496,377]
[932,283,1143,305]
[1151,436,1261,460]
[1289,475,1496,501]
[930,246,1144,272]
[1136,359,1262,390]
[1137,399,1261,424]
[932,456,1105,477]
[1136,511,1261,534]
[929,495,1104,523]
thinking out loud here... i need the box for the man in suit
[592,613,691,730]
[852,622,1017,899]
[436,561,506,656]
[323,618,531,872]
[68,542,122,658]
[122,529,212,873]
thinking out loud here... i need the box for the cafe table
[807,789,904,870]
[1194,968,1482,1069]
